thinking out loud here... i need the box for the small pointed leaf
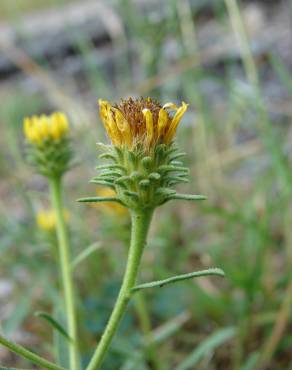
[77,196,122,204]
[168,194,207,201]
[131,268,224,293]
[34,311,72,342]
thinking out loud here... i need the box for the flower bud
[23,112,73,178]
[93,97,189,210]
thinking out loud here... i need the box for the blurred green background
[0,0,292,369]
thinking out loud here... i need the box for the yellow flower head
[36,209,69,231]
[24,112,69,145]
[98,97,188,151]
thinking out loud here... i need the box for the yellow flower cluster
[98,97,188,150]
[24,112,69,144]
[36,209,69,231]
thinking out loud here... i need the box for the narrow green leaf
[0,333,65,370]
[96,164,125,171]
[89,179,115,188]
[169,152,186,161]
[77,196,122,203]
[158,165,189,173]
[99,153,117,161]
[168,194,207,201]
[53,308,69,369]
[131,268,225,293]
[174,327,236,370]
[156,187,176,196]
[115,175,132,184]
[34,312,72,342]
[71,242,102,269]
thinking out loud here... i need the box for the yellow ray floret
[23,112,69,144]
[98,97,188,150]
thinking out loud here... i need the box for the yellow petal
[98,100,122,146]
[142,108,154,145]
[49,114,62,140]
[98,99,111,124]
[157,108,169,137]
[23,118,33,140]
[113,109,132,147]
[164,102,188,143]
[31,116,44,144]
[52,112,69,135]
[109,112,123,146]
[38,115,49,139]
[163,102,178,110]
[98,100,112,133]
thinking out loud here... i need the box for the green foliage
[0,0,291,369]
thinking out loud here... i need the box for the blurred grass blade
[174,327,237,370]
[150,311,191,345]
[240,352,260,370]
[0,368,33,370]
[0,333,65,370]
[121,357,150,370]
[131,268,225,293]
[34,311,72,342]
[3,286,34,335]
[53,308,70,369]
[71,242,102,269]
[269,53,292,95]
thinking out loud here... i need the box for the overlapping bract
[23,112,73,178]
[90,143,189,210]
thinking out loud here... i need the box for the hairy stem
[50,177,79,370]
[86,209,154,370]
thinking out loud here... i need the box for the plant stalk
[50,177,79,370]
[0,333,65,370]
[86,209,154,370]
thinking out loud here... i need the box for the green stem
[0,333,65,370]
[86,209,154,370]
[49,177,79,370]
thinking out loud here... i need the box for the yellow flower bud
[23,112,70,144]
